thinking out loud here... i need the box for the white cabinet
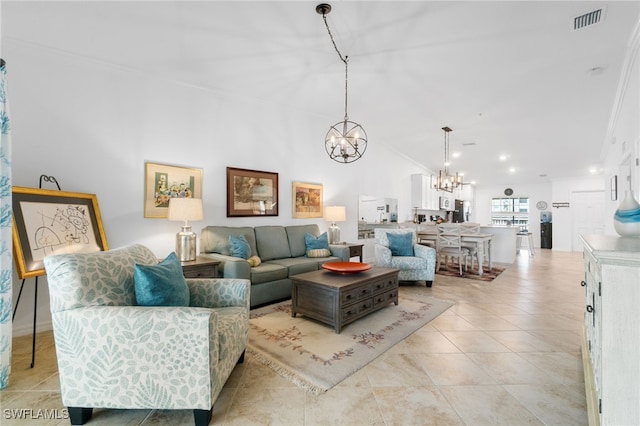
[411,174,438,210]
[580,235,640,426]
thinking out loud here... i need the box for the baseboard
[12,320,53,337]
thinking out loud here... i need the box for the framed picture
[611,175,617,201]
[11,186,109,279]
[144,162,203,218]
[292,181,323,218]
[227,167,278,217]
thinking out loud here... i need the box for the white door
[572,191,605,251]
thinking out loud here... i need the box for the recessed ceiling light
[509,167,516,173]
[452,152,461,158]
[499,155,508,161]
[470,180,476,185]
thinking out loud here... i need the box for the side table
[339,242,364,262]
[181,256,220,278]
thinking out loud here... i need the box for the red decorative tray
[321,262,371,273]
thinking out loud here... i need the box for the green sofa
[200,224,350,307]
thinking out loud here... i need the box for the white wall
[474,182,552,249]
[6,40,429,335]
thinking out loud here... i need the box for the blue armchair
[373,228,436,287]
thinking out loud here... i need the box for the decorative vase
[613,190,640,237]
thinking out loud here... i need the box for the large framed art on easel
[11,186,108,279]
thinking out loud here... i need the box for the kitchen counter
[480,225,517,264]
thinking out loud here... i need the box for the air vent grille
[573,9,603,30]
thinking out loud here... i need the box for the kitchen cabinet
[580,234,640,426]
[411,174,439,210]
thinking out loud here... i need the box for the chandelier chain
[322,13,349,120]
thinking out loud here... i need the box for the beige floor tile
[414,353,497,385]
[373,386,464,425]
[441,330,512,353]
[439,385,543,425]
[225,387,306,425]
[485,330,557,352]
[466,352,557,385]
[504,383,588,425]
[365,353,435,387]
[430,315,479,331]
[388,330,461,354]
[457,314,521,331]
[304,387,385,426]
[518,352,585,385]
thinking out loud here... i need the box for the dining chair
[459,222,481,270]
[436,223,470,276]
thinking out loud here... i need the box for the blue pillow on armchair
[387,232,414,256]
[134,252,190,307]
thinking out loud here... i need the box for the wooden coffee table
[290,266,399,333]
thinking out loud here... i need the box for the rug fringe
[246,347,328,395]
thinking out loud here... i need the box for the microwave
[439,197,451,210]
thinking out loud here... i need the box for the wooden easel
[12,175,60,368]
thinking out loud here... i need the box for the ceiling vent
[573,8,605,30]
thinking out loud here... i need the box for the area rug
[247,290,453,394]
[436,263,505,281]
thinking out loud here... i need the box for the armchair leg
[237,350,245,364]
[193,408,212,426]
[68,407,93,425]
[425,280,433,288]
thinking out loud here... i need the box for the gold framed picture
[226,167,279,217]
[144,162,203,218]
[292,181,323,218]
[11,186,109,279]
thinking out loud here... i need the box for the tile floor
[2,250,588,425]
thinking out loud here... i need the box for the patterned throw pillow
[229,234,251,259]
[387,232,414,256]
[306,248,332,258]
[134,252,190,306]
[304,232,330,251]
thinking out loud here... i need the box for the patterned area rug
[247,289,452,394]
[436,263,505,281]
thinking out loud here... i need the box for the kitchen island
[480,225,518,264]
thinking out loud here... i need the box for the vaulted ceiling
[3,1,639,185]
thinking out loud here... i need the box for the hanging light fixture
[316,3,367,164]
[433,126,463,193]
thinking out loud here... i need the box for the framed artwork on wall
[11,186,109,279]
[144,162,203,218]
[292,181,323,218]
[227,167,278,217]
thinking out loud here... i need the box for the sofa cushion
[267,258,319,276]
[387,232,414,256]
[254,226,292,261]
[229,234,251,259]
[133,252,190,306]
[286,224,321,257]
[249,262,288,284]
[201,226,257,256]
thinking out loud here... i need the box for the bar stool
[516,231,535,256]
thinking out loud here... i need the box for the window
[491,197,529,228]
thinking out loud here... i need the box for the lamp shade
[324,206,346,222]
[168,198,203,222]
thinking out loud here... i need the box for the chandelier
[433,126,463,192]
[316,3,367,164]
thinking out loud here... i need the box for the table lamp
[324,205,346,244]
[168,197,203,261]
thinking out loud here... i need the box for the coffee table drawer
[341,299,374,321]
[342,284,372,304]
[371,275,398,293]
[373,289,398,307]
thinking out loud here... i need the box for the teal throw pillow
[387,232,414,256]
[229,234,251,259]
[304,232,329,251]
[134,252,190,307]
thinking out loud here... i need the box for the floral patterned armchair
[43,244,250,426]
[373,228,436,287]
